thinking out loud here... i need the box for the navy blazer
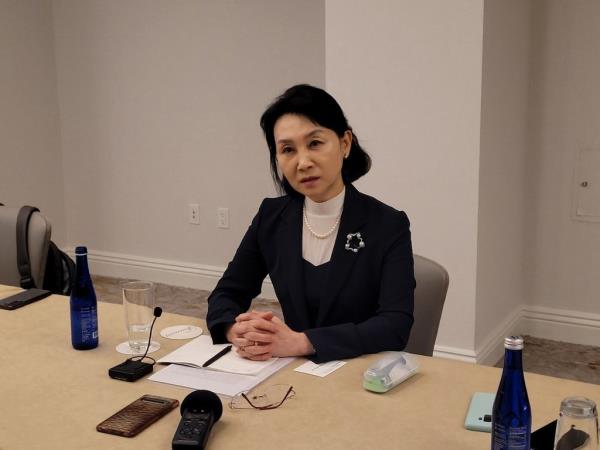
[206,184,415,363]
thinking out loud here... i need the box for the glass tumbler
[554,396,598,450]
[121,281,156,354]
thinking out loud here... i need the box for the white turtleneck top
[302,187,345,266]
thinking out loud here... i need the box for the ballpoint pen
[202,345,232,368]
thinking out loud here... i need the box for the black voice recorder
[108,359,154,382]
[108,306,162,382]
[172,390,223,450]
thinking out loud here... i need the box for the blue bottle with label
[491,336,531,450]
[70,246,98,350]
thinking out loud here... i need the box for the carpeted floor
[494,335,600,385]
[93,275,600,385]
[93,275,282,319]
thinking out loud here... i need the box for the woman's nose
[297,149,314,170]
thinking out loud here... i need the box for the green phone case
[464,392,495,432]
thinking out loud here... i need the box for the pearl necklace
[303,205,342,239]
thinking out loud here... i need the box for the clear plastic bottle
[491,336,531,450]
[69,246,98,349]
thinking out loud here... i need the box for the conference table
[1,285,599,450]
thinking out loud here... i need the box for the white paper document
[149,356,295,396]
[294,360,347,377]
[156,335,279,375]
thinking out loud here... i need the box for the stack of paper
[156,335,280,375]
[149,335,294,396]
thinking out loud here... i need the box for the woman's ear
[342,130,352,158]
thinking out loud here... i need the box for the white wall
[52,0,324,275]
[475,0,532,354]
[522,0,600,340]
[4,0,599,360]
[0,0,66,245]
[326,0,485,356]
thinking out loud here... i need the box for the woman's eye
[310,140,322,148]
[280,146,293,154]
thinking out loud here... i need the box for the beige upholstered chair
[0,205,51,289]
[404,254,449,356]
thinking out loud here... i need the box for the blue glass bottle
[491,336,531,450]
[70,246,98,350]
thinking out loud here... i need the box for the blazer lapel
[316,185,368,325]
[277,197,311,330]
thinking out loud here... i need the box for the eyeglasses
[229,384,295,410]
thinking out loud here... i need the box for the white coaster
[160,325,203,340]
[116,341,160,355]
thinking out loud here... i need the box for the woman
[206,84,415,363]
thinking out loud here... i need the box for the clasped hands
[225,310,313,361]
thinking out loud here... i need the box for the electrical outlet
[188,204,200,225]
[217,207,229,229]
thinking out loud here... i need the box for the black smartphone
[531,420,557,450]
[0,288,51,310]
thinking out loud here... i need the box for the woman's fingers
[245,343,272,355]
[244,352,272,361]
[235,318,277,335]
[231,337,249,348]
[249,318,278,333]
[230,311,286,360]
[236,310,275,322]
[232,332,271,349]
[242,331,274,343]
[236,342,272,360]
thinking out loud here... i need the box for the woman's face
[274,114,351,203]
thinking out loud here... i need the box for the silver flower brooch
[345,232,365,253]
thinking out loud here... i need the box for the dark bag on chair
[16,206,76,295]
[42,241,76,295]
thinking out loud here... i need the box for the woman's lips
[300,176,319,187]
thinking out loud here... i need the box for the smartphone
[0,288,51,310]
[464,392,496,432]
[531,420,557,450]
[97,394,179,438]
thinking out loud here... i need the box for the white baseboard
[68,248,277,299]
[520,305,600,347]
[474,304,600,366]
[72,249,600,362]
[474,305,523,366]
[432,345,477,363]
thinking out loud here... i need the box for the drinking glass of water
[554,397,598,450]
[121,281,158,354]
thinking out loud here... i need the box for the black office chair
[0,205,51,289]
[404,254,449,356]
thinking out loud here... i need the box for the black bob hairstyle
[260,84,371,197]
